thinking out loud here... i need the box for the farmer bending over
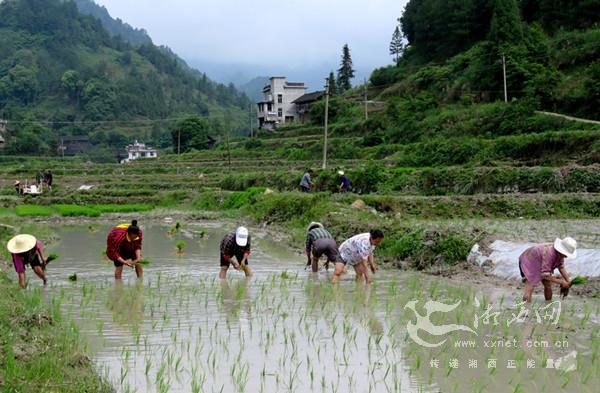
[305,222,342,273]
[338,229,384,284]
[106,220,143,280]
[220,227,253,279]
[7,234,49,288]
[519,237,576,302]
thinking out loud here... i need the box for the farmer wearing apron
[519,237,576,302]
[106,220,143,280]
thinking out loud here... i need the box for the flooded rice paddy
[41,223,600,393]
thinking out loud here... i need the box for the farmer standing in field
[44,169,53,191]
[7,234,50,288]
[299,169,314,192]
[106,220,143,280]
[337,229,384,284]
[219,226,253,279]
[519,237,576,302]
[305,222,342,272]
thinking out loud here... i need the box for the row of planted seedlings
[52,265,428,393]
[50,264,600,393]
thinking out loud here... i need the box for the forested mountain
[72,0,152,46]
[370,0,599,119]
[238,77,269,102]
[0,0,252,157]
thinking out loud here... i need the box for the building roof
[293,91,325,104]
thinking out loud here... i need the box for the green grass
[53,205,101,217]
[93,204,154,213]
[0,272,111,392]
[15,205,54,217]
[0,207,14,215]
[10,204,154,217]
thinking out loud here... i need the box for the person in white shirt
[337,229,384,284]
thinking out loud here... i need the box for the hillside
[73,0,152,46]
[0,0,252,157]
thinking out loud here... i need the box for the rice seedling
[570,276,588,286]
[68,273,77,282]
[46,253,60,263]
[176,241,186,254]
[136,258,152,266]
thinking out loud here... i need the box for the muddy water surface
[44,223,427,393]
[42,223,600,393]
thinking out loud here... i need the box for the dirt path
[536,110,600,125]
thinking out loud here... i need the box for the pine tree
[337,44,355,93]
[488,0,523,45]
[389,25,404,65]
[327,71,337,96]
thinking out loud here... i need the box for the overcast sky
[94,0,408,85]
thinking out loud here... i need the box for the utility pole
[177,129,181,175]
[249,103,253,138]
[364,78,368,120]
[322,77,330,169]
[225,112,232,171]
[502,54,508,103]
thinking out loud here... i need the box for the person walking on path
[220,227,253,279]
[519,237,576,302]
[106,220,143,280]
[299,169,314,193]
[305,222,342,273]
[338,230,384,284]
[7,234,50,288]
[338,170,351,192]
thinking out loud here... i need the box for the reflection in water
[220,279,251,319]
[106,281,144,331]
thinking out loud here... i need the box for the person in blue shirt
[338,170,351,192]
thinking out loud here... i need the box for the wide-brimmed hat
[14,180,20,185]
[306,222,324,232]
[7,234,37,254]
[338,170,345,175]
[554,237,577,258]
[236,226,249,247]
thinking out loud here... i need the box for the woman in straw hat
[7,234,49,288]
[519,237,576,302]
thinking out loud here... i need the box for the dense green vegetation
[376,0,600,119]
[0,0,251,157]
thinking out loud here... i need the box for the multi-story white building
[257,77,306,129]
[120,140,158,164]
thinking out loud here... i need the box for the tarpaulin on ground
[468,240,600,279]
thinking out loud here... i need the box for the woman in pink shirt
[519,237,576,302]
[7,234,49,288]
